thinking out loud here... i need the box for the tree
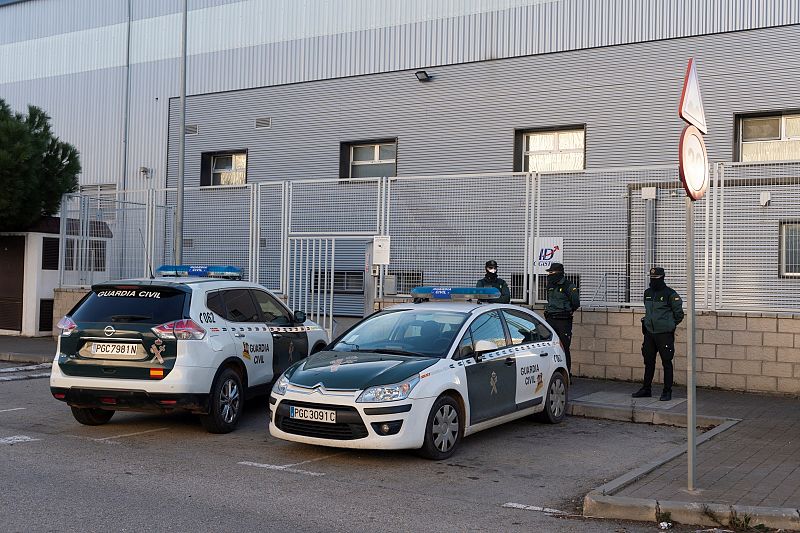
[0,99,80,231]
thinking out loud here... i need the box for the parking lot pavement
[0,377,695,533]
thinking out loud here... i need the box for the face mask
[485,269,498,280]
[547,272,561,287]
[649,278,665,290]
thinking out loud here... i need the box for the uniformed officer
[632,267,685,401]
[543,263,579,373]
[476,260,511,304]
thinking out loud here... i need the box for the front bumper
[269,390,435,450]
[51,386,209,413]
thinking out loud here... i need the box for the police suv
[50,266,329,433]
[269,287,568,459]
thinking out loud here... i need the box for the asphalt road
[0,371,695,533]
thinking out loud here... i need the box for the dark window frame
[779,220,800,278]
[200,149,248,186]
[513,124,586,173]
[41,237,59,270]
[339,138,397,179]
[734,109,800,162]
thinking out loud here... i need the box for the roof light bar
[156,265,243,280]
[410,286,501,301]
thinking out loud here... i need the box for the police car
[50,265,329,433]
[269,287,569,459]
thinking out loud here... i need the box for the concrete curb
[568,400,728,429]
[0,353,54,364]
[578,412,800,531]
[584,494,800,531]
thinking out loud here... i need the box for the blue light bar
[410,286,501,301]
[156,265,243,280]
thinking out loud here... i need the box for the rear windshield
[71,286,187,324]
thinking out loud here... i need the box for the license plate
[91,343,138,356]
[289,406,336,424]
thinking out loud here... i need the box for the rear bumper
[51,386,210,413]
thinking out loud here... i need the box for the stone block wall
[375,297,800,395]
[52,288,89,337]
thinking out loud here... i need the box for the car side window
[206,291,227,318]
[455,330,474,360]
[534,317,553,342]
[468,311,508,353]
[502,309,550,345]
[251,290,291,325]
[221,289,260,323]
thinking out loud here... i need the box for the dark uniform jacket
[643,286,685,334]
[476,277,511,303]
[545,276,580,318]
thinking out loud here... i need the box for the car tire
[535,371,568,424]
[418,395,462,460]
[200,367,243,434]
[70,407,115,426]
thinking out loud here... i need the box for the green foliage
[0,99,80,231]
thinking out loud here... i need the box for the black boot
[659,390,672,401]
[631,387,651,398]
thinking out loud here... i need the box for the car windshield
[332,309,468,358]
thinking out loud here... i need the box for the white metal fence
[59,161,800,313]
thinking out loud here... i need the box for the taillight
[56,316,77,336]
[151,319,206,340]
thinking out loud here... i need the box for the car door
[502,309,553,410]
[250,289,309,378]
[220,289,274,386]
[462,310,516,424]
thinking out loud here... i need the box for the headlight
[272,374,290,396]
[357,376,420,403]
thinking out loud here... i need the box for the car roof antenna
[138,228,155,279]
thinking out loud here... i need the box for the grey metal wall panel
[166,24,800,187]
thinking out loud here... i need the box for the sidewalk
[0,335,56,364]
[571,377,800,530]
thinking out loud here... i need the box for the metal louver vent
[185,124,199,135]
[255,117,272,130]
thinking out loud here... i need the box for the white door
[502,309,553,409]
[219,289,274,386]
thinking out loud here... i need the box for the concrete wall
[52,288,89,338]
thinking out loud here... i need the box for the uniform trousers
[641,329,675,391]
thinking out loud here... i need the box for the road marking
[0,435,41,444]
[93,427,169,441]
[0,363,52,373]
[0,407,26,413]
[284,451,346,467]
[502,502,568,515]
[238,461,325,477]
[0,372,51,382]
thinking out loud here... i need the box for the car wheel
[535,372,568,424]
[200,368,243,434]
[418,395,462,460]
[70,407,114,426]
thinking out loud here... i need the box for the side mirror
[474,339,499,355]
[293,310,307,323]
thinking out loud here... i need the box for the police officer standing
[544,263,579,373]
[476,260,511,303]
[632,267,685,401]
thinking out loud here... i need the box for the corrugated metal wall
[166,24,800,186]
[0,0,798,190]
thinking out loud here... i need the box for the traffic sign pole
[686,195,696,492]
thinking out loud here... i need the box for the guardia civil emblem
[489,371,498,395]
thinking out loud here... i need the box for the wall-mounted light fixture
[415,70,432,82]
[139,166,152,179]
[760,191,771,207]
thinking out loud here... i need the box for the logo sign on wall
[534,237,563,273]
[679,125,709,200]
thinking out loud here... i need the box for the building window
[313,271,365,294]
[64,238,106,272]
[39,299,54,332]
[519,128,585,172]
[343,141,396,178]
[780,222,800,277]
[41,237,59,270]
[201,152,247,186]
[739,114,800,162]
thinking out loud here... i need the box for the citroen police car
[50,265,328,433]
[269,287,568,459]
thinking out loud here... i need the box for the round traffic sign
[679,125,709,201]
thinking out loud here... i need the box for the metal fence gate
[58,161,800,314]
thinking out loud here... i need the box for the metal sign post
[678,57,709,492]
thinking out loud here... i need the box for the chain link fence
[58,162,800,313]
